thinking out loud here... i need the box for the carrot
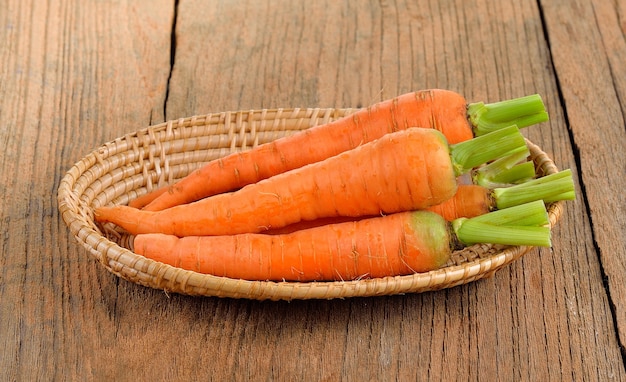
[133,201,552,282]
[141,90,548,211]
[95,126,528,237]
[267,170,575,233]
[430,168,575,220]
[264,186,495,235]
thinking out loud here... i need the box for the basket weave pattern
[58,108,564,300]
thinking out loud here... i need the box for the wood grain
[0,0,173,380]
[540,0,626,355]
[1,0,624,380]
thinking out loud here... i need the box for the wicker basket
[57,107,564,301]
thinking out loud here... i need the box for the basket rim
[57,108,564,301]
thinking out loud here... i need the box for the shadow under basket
[58,107,564,301]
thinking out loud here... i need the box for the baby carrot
[133,201,552,282]
[142,90,547,211]
[95,126,527,237]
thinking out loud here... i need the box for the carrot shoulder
[142,90,547,211]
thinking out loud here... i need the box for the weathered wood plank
[539,0,626,356]
[0,0,173,380]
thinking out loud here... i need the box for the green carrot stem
[473,146,535,187]
[468,94,549,136]
[449,125,528,175]
[544,191,576,203]
[469,200,549,227]
[493,169,575,209]
[451,201,552,247]
[487,162,536,186]
[453,222,552,247]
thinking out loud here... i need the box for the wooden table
[2,0,625,380]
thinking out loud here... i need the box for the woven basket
[58,107,564,301]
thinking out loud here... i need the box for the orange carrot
[141,90,547,211]
[97,127,457,236]
[266,170,576,233]
[132,202,553,282]
[94,126,528,237]
[133,211,458,281]
[431,169,575,219]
